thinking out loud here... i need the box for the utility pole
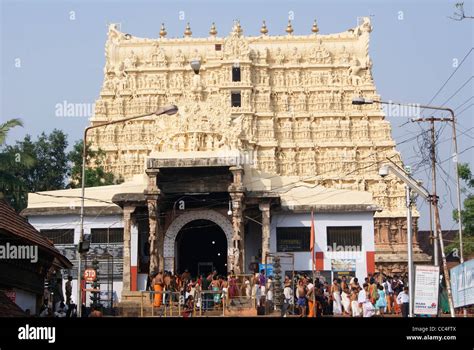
[451,114,467,318]
[429,119,439,267]
[412,117,456,317]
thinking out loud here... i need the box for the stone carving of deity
[289,47,301,64]
[274,48,285,65]
[124,50,138,70]
[205,134,214,150]
[173,49,186,67]
[338,45,351,65]
[298,93,307,111]
[359,116,369,139]
[348,58,366,85]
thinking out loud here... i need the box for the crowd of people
[33,268,440,318]
[149,269,246,316]
[148,269,417,317]
[282,273,411,318]
[37,275,103,318]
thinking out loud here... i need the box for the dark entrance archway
[175,219,227,277]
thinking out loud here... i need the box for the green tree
[1,130,68,210]
[0,119,35,208]
[447,163,474,257]
[67,140,121,188]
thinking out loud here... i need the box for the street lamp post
[353,96,462,317]
[353,97,464,266]
[76,104,178,317]
[379,163,433,317]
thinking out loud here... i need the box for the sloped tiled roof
[0,291,26,317]
[0,200,72,268]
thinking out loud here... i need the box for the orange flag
[310,210,315,270]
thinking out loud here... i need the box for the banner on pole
[450,259,474,308]
[414,265,439,315]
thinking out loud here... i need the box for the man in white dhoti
[358,283,375,317]
[331,278,342,315]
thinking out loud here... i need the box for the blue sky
[1,0,473,230]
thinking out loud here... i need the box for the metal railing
[140,290,183,317]
[194,290,226,317]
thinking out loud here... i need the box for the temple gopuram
[25,18,430,306]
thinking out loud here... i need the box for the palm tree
[0,118,23,145]
[0,118,34,208]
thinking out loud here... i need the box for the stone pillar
[147,197,159,274]
[122,206,135,292]
[259,202,270,263]
[412,217,419,246]
[145,169,161,274]
[229,166,246,274]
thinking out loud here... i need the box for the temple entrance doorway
[175,219,228,277]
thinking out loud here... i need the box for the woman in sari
[153,271,164,307]
[228,273,239,299]
[331,278,342,315]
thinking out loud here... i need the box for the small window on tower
[215,44,222,51]
[231,92,241,107]
[232,67,241,82]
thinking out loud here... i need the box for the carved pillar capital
[144,169,160,197]
[228,166,246,192]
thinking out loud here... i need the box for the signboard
[258,263,273,277]
[450,259,474,308]
[334,271,356,280]
[331,259,356,272]
[83,268,97,283]
[276,227,310,252]
[414,265,439,315]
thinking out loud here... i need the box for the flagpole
[311,210,316,317]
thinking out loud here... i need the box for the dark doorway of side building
[175,219,228,277]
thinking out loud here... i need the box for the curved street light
[354,95,460,317]
[76,104,178,317]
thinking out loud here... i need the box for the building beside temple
[0,200,71,315]
[24,18,430,306]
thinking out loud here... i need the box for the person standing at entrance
[296,279,307,317]
[397,286,410,318]
[244,278,251,300]
[331,278,342,316]
[358,283,375,317]
[153,271,164,307]
[307,283,315,317]
[281,279,293,317]
[211,275,220,306]
[375,284,386,316]
[65,275,73,305]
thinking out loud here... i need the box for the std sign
[84,268,97,283]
